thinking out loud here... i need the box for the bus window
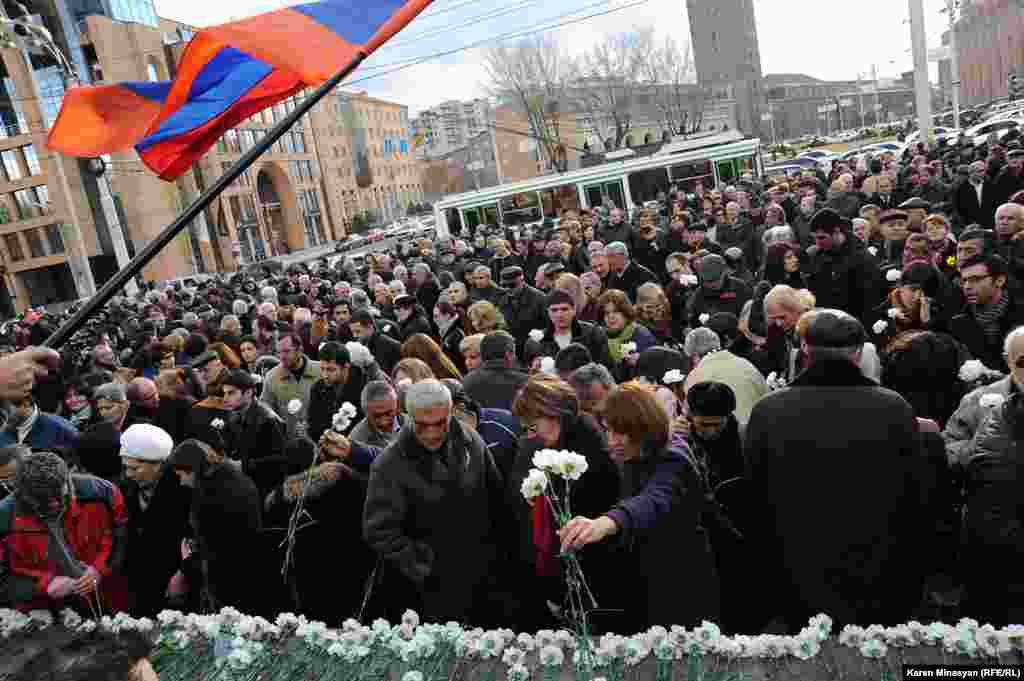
[444,208,460,235]
[669,160,714,190]
[540,184,581,218]
[462,204,499,231]
[583,180,625,210]
[500,191,542,225]
[716,159,738,184]
[627,167,670,206]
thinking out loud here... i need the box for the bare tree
[571,29,654,150]
[640,34,706,137]
[482,35,572,172]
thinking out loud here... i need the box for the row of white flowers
[4,607,1023,673]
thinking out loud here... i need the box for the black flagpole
[44,51,368,349]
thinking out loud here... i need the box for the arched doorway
[256,164,303,254]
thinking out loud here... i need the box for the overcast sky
[153,0,952,115]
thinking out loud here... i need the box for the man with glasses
[951,254,1024,371]
[363,379,511,626]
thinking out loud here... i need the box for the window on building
[13,189,34,219]
[293,131,306,153]
[25,228,44,258]
[216,137,227,153]
[32,185,48,208]
[21,146,40,176]
[3,233,22,260]
[225,129,240,153]
[2,150,20,181]
[146,62,159,82]
[45,223,64,254]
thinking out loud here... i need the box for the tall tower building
[686,0,766,139]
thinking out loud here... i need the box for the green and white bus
[433,133,762,239]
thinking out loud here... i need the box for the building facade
[686,0,766,138]
[953,0,1024,106]
[412,98,492,159]
[0,0,427,312]
[763,73,916,140]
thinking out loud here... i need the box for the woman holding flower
[598,289,656,380]
[557,382,720,632]
[509,374,621,632]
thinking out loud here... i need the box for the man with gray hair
[568,362,616,425]
[682,327,767,426]
[743,309,927,630]
[349,380,404,449]
[363,378,510,625]
[469,264,505,305]
[605,241,656,299]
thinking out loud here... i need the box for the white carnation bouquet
[958,359,1004,388]
[520,449,598,671]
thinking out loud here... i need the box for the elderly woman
[509,373,620,631]
[557,381,720,630]
[579,271,604,324]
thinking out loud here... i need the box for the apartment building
[412,97,492,159]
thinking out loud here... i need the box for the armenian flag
[48,0,433,180]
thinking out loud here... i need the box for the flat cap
[899,197,931,211]
[500,266,524,284]
[879,209,909,224]
[809,208,847,232]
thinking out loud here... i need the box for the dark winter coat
[225,401,288,498]
[180,447,263,614]
[685,277,753,329]
[365,331,402,376]
[524,319,614,372]
[499,284,547,353]
[743,358,931,629]
[607,261,658,300]
[806,237,885,320]
[397,310,433,343]
[462,360,529,412]
[604,437,720,631]
[363,418,513,625]
[949,289,1024,372]
[119,468,191,616]
[306,367,370,443]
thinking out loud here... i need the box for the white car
[799,150,839,173]
[904,126,959,147]
[964,118,1021,146]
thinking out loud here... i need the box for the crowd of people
[2,132,1024,637]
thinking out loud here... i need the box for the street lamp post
[943,0,961,130]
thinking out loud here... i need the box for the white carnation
[662,369,685,385]
[980,393,1006,409]
[539,644,564,667]
[287,399,303,415]
[520,469,548,501]
[886,269,902,282]
[860,638,888,659]
[344,341,375,368]
[887,307,900,319]
[621,342,637,355]
[528,329,545,343]
[698,313,710,325]
[680,273,699,287]
[872,319,889,335]
[507,663,530,681]
[539,357,556,375]
[210,418,225,430]
[868,246,878,256]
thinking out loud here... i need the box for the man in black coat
[394,295,433,342]
[462,332,529,411]
[351,309,401,376]
[221,370,287,499]
[950,254,1024,372]
[497,266,546,354]
[605,241,658,300]
[806,208,885,320]
[743,310,932,630]
[117,423,191,616]
[412,263,442,316]
[363,379,512,625]
[524,289,615,371]
[953,161,998,228]
[306,342,373,442]
[686,253,752,329]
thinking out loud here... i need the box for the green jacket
[260,356,321,438]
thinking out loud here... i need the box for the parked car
[964,118,1021,146]
[799,149,839,173]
